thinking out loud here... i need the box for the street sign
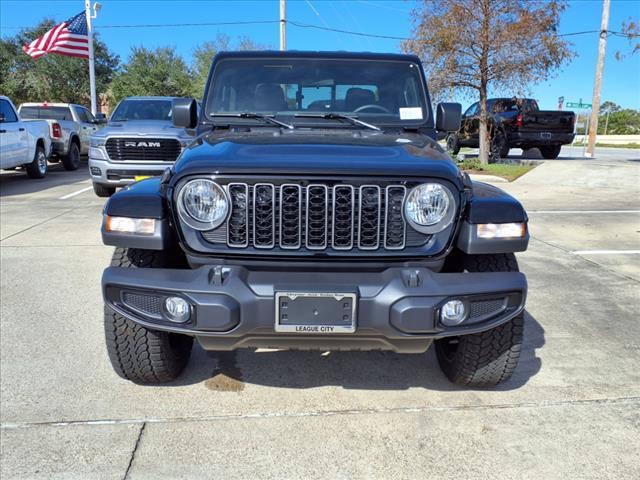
[566,102,592,108]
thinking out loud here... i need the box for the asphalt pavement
[1,146,639,479]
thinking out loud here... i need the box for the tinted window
[75,107,89,123]
[464,103,478,117]
[83,108,96,123]
[207,58,429,125]
[111,100,173,121]
[0,100,18,122]
[19,106,73,121]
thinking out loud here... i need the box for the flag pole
[85,0,98,115]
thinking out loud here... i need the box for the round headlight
[178,179,228,230]
[404,183,455,233]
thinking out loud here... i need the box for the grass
[571,142,640,149]
[457,158,537,182]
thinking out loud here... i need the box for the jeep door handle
[0,129,6,133]
[19,127,25,131]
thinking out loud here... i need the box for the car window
[0,99,18,122]
[19,106,73,121]
[75,107,89,123]
[82,107,96,123]
[463,103,478,117]
[111,100,173,121]
[208,58,430,126]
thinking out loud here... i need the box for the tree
[0,18,119,106]
[403,0,574,163]
[109,46,192,107]
[616,17,639,60]
[597,102,640,135]
[191,34,266,99]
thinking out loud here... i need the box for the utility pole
[85,0,98,115]
[280,0,286,51]
[586,0,610,157]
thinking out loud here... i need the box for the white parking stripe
[571,250,640,255]
[59,186,93,200]
[529,210,640,214]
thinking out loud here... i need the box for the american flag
[23,11,89,59]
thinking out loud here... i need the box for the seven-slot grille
[105,137,182,162]
[206,182,411,252]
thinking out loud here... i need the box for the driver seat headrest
[345,88,376,111]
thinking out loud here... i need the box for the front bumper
[508,131,575,147]
[102,265,527,353]
[89,157,174,187]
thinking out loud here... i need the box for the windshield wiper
[211,112,294,130]
[294,113,381,131]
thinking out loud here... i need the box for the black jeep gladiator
[447,97,575,160]
[101,51,529,387]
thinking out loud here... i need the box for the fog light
[164,297,190,323]
[441,300,466,326]
[90,166,102,176]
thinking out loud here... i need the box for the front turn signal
[477,222,526,239]
[105,216,156,235]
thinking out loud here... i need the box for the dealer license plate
[275,292,357,333]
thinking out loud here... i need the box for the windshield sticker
[399,107,423,120]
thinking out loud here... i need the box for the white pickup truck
[18,102,105,171]
[0,95,52,179]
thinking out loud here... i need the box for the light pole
[586,0,611,157]
[280,0,286,51]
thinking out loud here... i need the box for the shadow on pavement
[0,161,90,197]
[168,311,543,392]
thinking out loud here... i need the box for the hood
[173,129,462,182]
[93,120,190,138]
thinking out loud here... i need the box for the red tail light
[51,123,62,138]
[516,113,523,127]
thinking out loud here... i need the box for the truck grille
[105,137,182,162]
[202,182,425,252]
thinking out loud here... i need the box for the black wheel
[93,182,116,197]
[25,145,48,179]
[62,142,81,170]
[539,145,561,159]
[435,253,524,387]
[446,133,461,155]
[489,130,508,163]
[104,248,193,384]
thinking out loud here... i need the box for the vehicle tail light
[516,113,523,127]
[51,123,62,138]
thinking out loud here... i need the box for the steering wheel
[353,104,391,114]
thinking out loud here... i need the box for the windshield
[206,58,429,127]
[111,99,172,121]
[19,106,73,121]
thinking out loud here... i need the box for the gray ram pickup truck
[89,96,194,197]
[100,51,529,388]
[18,102,104,170]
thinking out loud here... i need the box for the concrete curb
[468,174,508,183]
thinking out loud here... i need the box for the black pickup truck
[100,51,529,387]
[447,97,575,160]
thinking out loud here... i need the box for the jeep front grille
[202,182,425,252]
[105,137,182,162]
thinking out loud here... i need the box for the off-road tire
[62,141,80,170]
[104,248,193,384]
[93,182,116,197]
[446,133,461,155]
[539,145,561,159]
[25,145,47,179]
[489,130,509,163]
[435,253,524,387]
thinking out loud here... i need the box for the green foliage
[596,101,640,134]
[0,19,119,106]
[109,46,192,107]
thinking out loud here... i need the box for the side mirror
[172,98,198,129]
[436,102,462,132]
[0,113,5,123]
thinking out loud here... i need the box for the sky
[1,0,639,110]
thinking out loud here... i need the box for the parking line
[59,186,93,200]
[571,250,640,255]
[529,210,640,214]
